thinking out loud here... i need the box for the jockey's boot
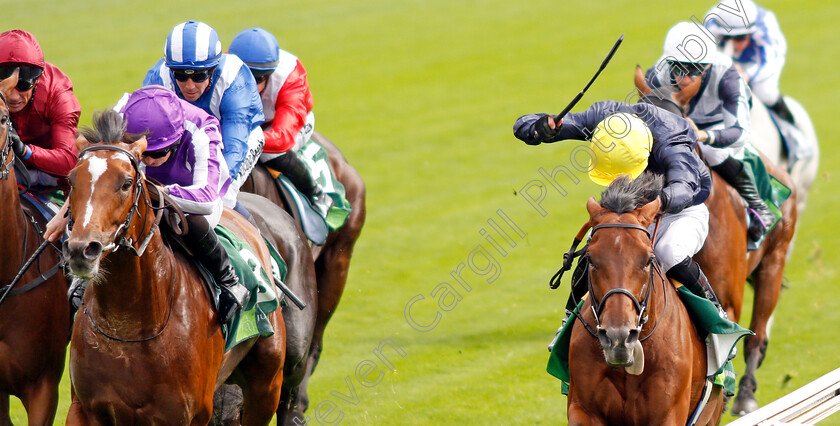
[186,216,250,324]
[263,151,333,218]
[550,258,590,352]
[667,257,728,320]
[711,157,777,244]
[770,96,795,125]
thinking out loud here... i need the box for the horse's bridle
[0,91,15,180]
[74,145,163,257]
[74,144,176,343]
[562,220,669,342]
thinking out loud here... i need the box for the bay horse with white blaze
[63,111,286,424]
[635,68,798,415]
[0,70,70,426]
[242,131,366,413]
[568,174,724,425]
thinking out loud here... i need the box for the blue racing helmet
[229,28,280,72]
[164,20,222,70]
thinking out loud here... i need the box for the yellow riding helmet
[588,112,653,186]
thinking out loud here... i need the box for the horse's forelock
[600,172,664,215]
[79,110,126,145]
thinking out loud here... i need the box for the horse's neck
[0,173,27,279]
[88,233,175,330]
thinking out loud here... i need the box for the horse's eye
[0,115,8,126]
[121,179,133,192]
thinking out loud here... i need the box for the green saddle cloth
[297,138,352,231]
[214,225,286,352]
[742,146,792,234]
[546,288,752,396]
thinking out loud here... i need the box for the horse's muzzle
[63,239,103,277]
[598,326,640,366]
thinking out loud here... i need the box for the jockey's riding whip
[553,34,625,123]
[0,238,51,310]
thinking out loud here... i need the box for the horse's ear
[586,196,603,218]
[674,76,702,107]
[75,134,91,154]
[634,65,652,96]
[127,136,148,159]
[0,68,19,100]
[637,198,661,227]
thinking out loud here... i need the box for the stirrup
[548,310,574,352]
[68,279,86,310]
[310,192,334,218]
[218,284,250,324]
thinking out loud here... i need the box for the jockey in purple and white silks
[644,21,776,245]
[120,86,248,324]
[705,0,793,123]
[142,20,265,213]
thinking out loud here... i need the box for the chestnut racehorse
[635,68,798,415]
[568,174,723,425]
[63,112,286,424]
[242,131,366,414]
[0,71,70,426]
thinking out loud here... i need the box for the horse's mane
[638,95,683,117]
[600,172,664,214]
[79,109,145,145]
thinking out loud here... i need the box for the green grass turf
[6,0,840,424]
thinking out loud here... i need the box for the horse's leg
[0,393,11,426]
[18,375,60,426]
[732,247,787,416]
[567,403,607,426]
[65,385,89,426]
[237,327,285,425]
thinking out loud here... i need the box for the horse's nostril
[84,241,102,259]
[627,328,640,345]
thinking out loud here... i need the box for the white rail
[727,367,840,425]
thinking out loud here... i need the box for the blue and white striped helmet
[229,28,280,72]
[164,20,222,70]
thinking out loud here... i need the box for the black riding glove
[533,115,560,144]
[9,126,28,159]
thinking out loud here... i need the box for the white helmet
[662,21,719,64]
[705,0,759,36]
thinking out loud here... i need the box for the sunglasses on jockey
[668,61,708,79]
[0,64,43,92]
[143,138,182,159]
[722,34,750,42]
[251,69,273,85]
[172,67,216,83]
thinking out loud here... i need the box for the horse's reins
[554,216,669,342]
[74,144,178,342]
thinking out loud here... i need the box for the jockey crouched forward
[46,86,249,323]
[513,100,731,341]
[646,22,776,244]
[228,28,333,217]
[143,20,265,219]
